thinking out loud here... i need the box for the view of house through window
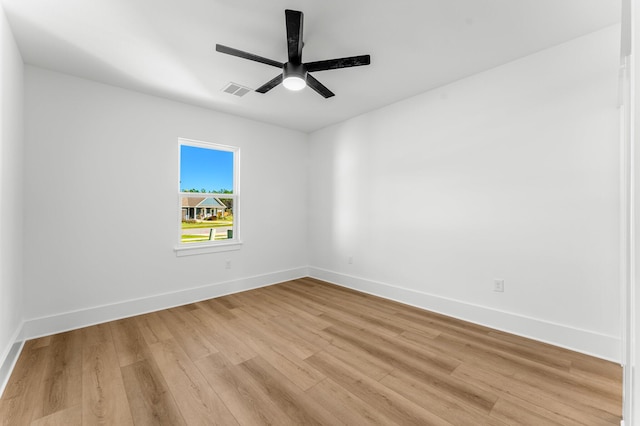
[179,139,238,244]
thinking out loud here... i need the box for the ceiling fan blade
[255,74,284,93]
[305,55,371,72]
[306,74,334,98]
[285,9,303,64]
[216,44,283,68]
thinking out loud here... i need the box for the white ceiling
[1,0,621,133]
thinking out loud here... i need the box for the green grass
[181,220,233,229]
[181,218,233,243]
[181,233,228,243]
[181,234,209,242]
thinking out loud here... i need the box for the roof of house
[198,197,226,208]
[181,197,226,209]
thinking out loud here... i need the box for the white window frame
[174,138,241,256]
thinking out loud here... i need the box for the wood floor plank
[435,327,620,412]
[511,367,621,416]
[293,280,405,318]
[322,318,463,378]
[1,341,48,400]
[433,328,620,407]
[35,330,83,420]
[30,336,53,350]
[265,286,327,317]
[277,283,406,336]
[269,314,331,352]
[195,353,299,425]
[155,308,218,361]
[317,304,402,339]
[238,356,342,426]
[451,362,621,425]
[229,318,326,391]
[29,404,82,426]
[231,308,311,361]
[305,378,397,426]
[217,293,246,311]
[389,316,443,339]
[148,338,239,425]
[570,355,623,380]
[134,312,173,346]
[465,329,572,372]
[0,344,50,425]
[429,331,538,377]
[82,339,134,425]
[196,298,237,321]
[569,364,622,397]
[490,398,566,426]
[233,307,320,360]
[188,307,256,365]
[79,323,112,348]
[261,291,332,329]
[380,368,506,426]
[0,278,622,425]
[110,317,151,367]
[229,291,281,320]
[215,295,240,310]
[121,359,185,425]
[488,396,585,426]
[320,336,394,381]
[307,349,454,425]
[487,328,612,371]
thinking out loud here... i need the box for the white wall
[631,0,640,420]
[0,5,24,390]
[308,25,621,360]
[22,67,308,335]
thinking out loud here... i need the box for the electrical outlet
[225,260,231,270]
[348,256,353,264]
[494,279,504,292]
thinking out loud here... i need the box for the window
[176,138,240,255]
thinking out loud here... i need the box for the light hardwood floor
[0,278,622,425]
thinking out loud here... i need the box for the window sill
[174,241,242,257]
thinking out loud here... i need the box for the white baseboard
[20,267,308,341]
[0,323,25,398]
[308,267,621,362]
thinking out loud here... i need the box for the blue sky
[180,145,233,192]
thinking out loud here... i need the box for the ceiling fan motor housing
[283,62,307,84]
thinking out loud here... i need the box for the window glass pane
[180,145,233,193]
[181,195,234,243]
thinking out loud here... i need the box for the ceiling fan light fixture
[283,62,306,91]
[283,75,306,91]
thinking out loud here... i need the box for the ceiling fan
[215,9,371,98]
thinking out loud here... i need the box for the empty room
[1,0,638,424]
